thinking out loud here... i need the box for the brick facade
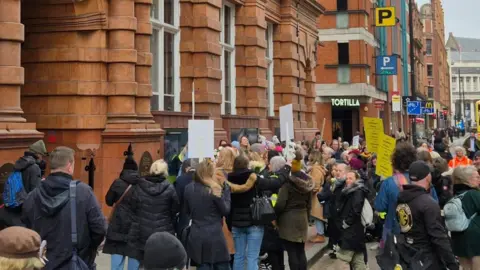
[0,0,324,211]
[315,0,390,143]
[421,0,450,127]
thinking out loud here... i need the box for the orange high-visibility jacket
[448,156,473,168]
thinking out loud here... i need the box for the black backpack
[376,233,432,270]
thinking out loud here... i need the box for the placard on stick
[279,104,294,142]
[188,120,214,158]
[376,133,396,178]
[363,117,384,153]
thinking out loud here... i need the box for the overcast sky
[416,0,480,39]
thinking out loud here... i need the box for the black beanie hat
[123,143,138,171]
[144,232,187,270]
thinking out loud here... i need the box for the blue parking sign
[376,55,397,75]
[407,101,421,115]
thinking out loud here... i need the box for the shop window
[338,43,349,65]
[428,87,434,98]
[336,12,348,29]
[427,64,433,77]
[266,23,274,117]
[164,129,188,177]
[426,39,432,55]
[221,1,236,115]
[338,66,350,84]
[230,128,259,144]
[150,0,180,111]
[337,0,347,11]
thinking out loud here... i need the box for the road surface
[311,242,380,270]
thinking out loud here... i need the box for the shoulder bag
[69,181,91,270]
[108,184,132,223]
[250,182,276,225]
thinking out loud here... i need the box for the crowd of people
[2,127,480,270]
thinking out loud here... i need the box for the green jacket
[451,185,480,258]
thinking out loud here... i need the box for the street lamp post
[408,0,417,146]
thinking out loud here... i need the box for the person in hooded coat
[21,146,106,270]
[307,151,327,244]
[275,150,314,270]
[128,159,180,262]
[1,140,48,228]
[103,144,142,270]
[336,171,369,270]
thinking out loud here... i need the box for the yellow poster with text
[376,134,396,178]
[363,117,384,153]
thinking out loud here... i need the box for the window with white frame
[266,23,274,117]
[150,0,180,111]
[221,1,236,115]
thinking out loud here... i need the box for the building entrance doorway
[332,108,359,143]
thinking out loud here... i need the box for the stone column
[0,0,25,123]
[134,0,154,123]
[179,0,226,139]
[236,0,271,136]
[107,0,138,123]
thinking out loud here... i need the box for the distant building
[446,33,480,127]
[421,0,450,129]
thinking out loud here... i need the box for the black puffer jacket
[228,169,257,228]
[337,180,368,252]
[103,170,141,257]
[128,175,179,260]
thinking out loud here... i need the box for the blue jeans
[111,254,140,270]
[314,218,324,235]
[232,226,264,270]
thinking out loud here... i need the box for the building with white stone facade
[446,34,480,127]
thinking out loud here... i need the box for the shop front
[331,98,360,142]
[316,97,387,143]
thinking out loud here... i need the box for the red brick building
[0,0,324,212]
[315,0,391,142]
[420,0,450,128]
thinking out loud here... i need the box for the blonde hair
[216,147,236,171]
[149,159,169,177]
[309,150,323,165]
[0,256,45,270]
[248,151,264,163]
[195,160,222,197]
[453,165,477,187]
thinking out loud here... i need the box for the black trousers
[266,250,285,270]
[283,240,307,270]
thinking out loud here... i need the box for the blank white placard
[279,104,294,142]
[188,120,214,158]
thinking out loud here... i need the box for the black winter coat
[397,185,458,270]
[0,206,23,229]
[431,170,453,209]
[22,172,106,270]
[128,175,179,260]
[175,170,195,233]
[229,169,257,228]
[185,182,231,264]
[337,181,368,252]
[103,170,141,257]
[15,151,42,194]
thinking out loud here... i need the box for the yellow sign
[376,134,396,178]
[375,7,396,27]
[392,96,400,102]
[363,117,384,153]
[424,101,434,108]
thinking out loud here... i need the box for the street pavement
[311,242,380,270]
[95,226,328,270]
